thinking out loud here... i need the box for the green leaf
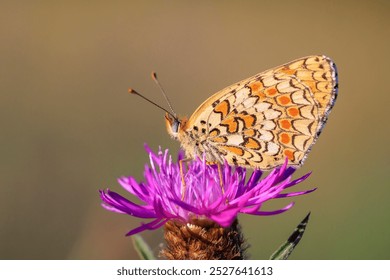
[131,234,156,260]
[269,212,311,260]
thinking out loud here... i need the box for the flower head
[99,145,315,236]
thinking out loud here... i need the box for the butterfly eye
[165,113,180,138]
[171,118,180,133]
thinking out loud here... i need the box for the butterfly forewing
[178,55,338,170]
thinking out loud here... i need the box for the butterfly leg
[206,161,225,194]
[179,158,191,200]
[217,163,225,194]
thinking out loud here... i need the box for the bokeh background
[1,1,389,260]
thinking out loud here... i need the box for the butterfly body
[165,55,338,170]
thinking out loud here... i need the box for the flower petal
[100,146,314,235]
[125,218,168,236]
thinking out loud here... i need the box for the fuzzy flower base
[99,146,315,237]
[161,218,247,260]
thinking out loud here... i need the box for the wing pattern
[180,55,338,169]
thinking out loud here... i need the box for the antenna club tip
[128,88,136,94]
[151,71,157,80]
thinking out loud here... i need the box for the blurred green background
[1,1,389,260]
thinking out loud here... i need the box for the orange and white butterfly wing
[179,55,338,169]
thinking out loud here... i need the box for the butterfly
[131,55,338,170]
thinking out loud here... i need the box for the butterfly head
[165,113,187,140]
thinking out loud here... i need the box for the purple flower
[99,145,315,236]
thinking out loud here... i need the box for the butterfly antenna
[151,72,177,117]
[128,88,177,120]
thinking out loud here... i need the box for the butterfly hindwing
[180,55,338,169]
